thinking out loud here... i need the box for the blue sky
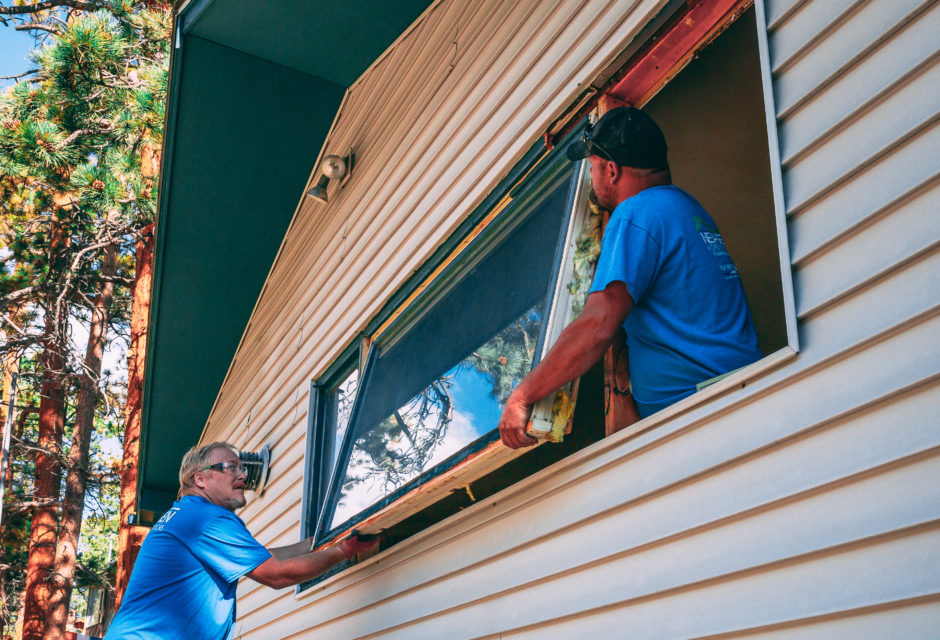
[1,24,41,89]
[448,365,504,434]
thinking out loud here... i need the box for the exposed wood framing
[608,0,753,105]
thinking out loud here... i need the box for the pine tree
[0,2,170,637]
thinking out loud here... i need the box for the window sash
[312,150,587,545]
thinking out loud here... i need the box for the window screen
[317,165,576,538]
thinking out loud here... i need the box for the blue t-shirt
[589,185,761,417]
[105,495,271,640]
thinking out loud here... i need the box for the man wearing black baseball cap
[499,106,761,448]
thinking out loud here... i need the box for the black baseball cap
[566,106,668,169]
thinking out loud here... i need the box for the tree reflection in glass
[330,306,543,529]
[331,369,358,470]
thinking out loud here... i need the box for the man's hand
[338,531,380,559]
[498,390,538,449]
[497,283,633,450]
[252,532,380,589]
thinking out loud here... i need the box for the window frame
[300,336,367,543]
[310,141,591,546]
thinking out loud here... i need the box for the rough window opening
[300,3,791,587]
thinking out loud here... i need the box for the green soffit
[140,0,434,518]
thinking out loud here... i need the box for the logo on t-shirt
[694,216,729,257]
[694,216,739,279]
[152,506,180,532]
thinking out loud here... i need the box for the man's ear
[191,470,207,490]
[606,160,623,185]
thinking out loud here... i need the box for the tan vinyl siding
[199,0,940,637]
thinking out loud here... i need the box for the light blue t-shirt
[589,185,761,417]
[105,495,271,640]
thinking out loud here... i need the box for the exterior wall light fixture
[238,444,271,494]
[306,149,355,204]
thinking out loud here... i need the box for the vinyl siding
[200,0,940,637]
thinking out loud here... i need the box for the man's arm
[267,538,314,561]
[248,536,378,589]
[498,282,633,448]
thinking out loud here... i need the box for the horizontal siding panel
[237,367,940,637]
[691,598,940,639]
[291,466,940,639]
[785,117,939,247]
[777,1,940,166]
[237,435,307,538]
[495,527,940,640]
[771,0,929,117]
[792,186,939,318]
[764,0,806,30]
[768,0,859,73]
[781,55,940,209]
[796,246,938,363]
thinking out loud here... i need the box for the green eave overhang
[139,0,435,518]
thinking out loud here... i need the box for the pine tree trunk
[21,222,70,640]
[21,312,67,640]
[114,225,153,609]
[43,242,118,640]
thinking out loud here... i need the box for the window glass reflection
[331,368,358,468]
[330,306,543,529]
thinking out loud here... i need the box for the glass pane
[330,368,359,469]
[331,305,543,527]
[326,169,573,533]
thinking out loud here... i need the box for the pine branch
[14,22,58,34]
[0,69,40,81]
[60,127,98,146]
[0,287,39,311]
[0,311,33,338]
[85,273,134,287]
[2,497,60,515]
[0,1,105,16]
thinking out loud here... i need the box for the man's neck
[617,167,671,202]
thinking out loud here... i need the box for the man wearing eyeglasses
[499,106,761,448]
[105,442,377,639]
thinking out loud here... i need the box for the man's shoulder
[152,496,235,537]
[625,185,695,212]
[616,186,708,230]
[608,186,674,234]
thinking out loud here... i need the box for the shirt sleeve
[189,513,272,584]
[589,215,663,305]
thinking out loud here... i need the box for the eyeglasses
[582,121,617,163]
[201,460,245,475]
